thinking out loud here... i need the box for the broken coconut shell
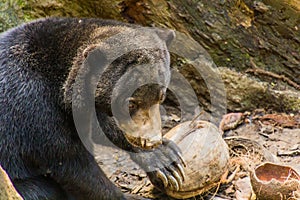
[158,120,230,199]
[251,162,300,200]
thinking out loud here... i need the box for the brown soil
[96,107,300,200]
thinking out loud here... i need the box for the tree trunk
[1,0,299,113]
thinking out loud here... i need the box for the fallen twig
[277,150,300,157]
[246,58,300,90]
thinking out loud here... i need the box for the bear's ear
[82,44,100,59]
[155,28,176,47]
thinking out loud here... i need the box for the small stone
[212,33,222,42]
[253,1,270,13]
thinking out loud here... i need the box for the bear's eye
[128,101,137,110]
[124,97,138,114]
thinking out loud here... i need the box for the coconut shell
[160,120,230,199]
[251,162,300,200]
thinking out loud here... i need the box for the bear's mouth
[124,133,162,150]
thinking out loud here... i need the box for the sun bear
[0,17,185,200]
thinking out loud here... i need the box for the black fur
[0,17,181,200]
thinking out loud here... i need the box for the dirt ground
[95,107,300,200]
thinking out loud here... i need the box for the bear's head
[65,26,175,149]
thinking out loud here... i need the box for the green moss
[0,0,34,32]
[220,67,300,112]
[282,94,300,112]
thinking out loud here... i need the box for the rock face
[1,0,299,113]
[0,166,23,200]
